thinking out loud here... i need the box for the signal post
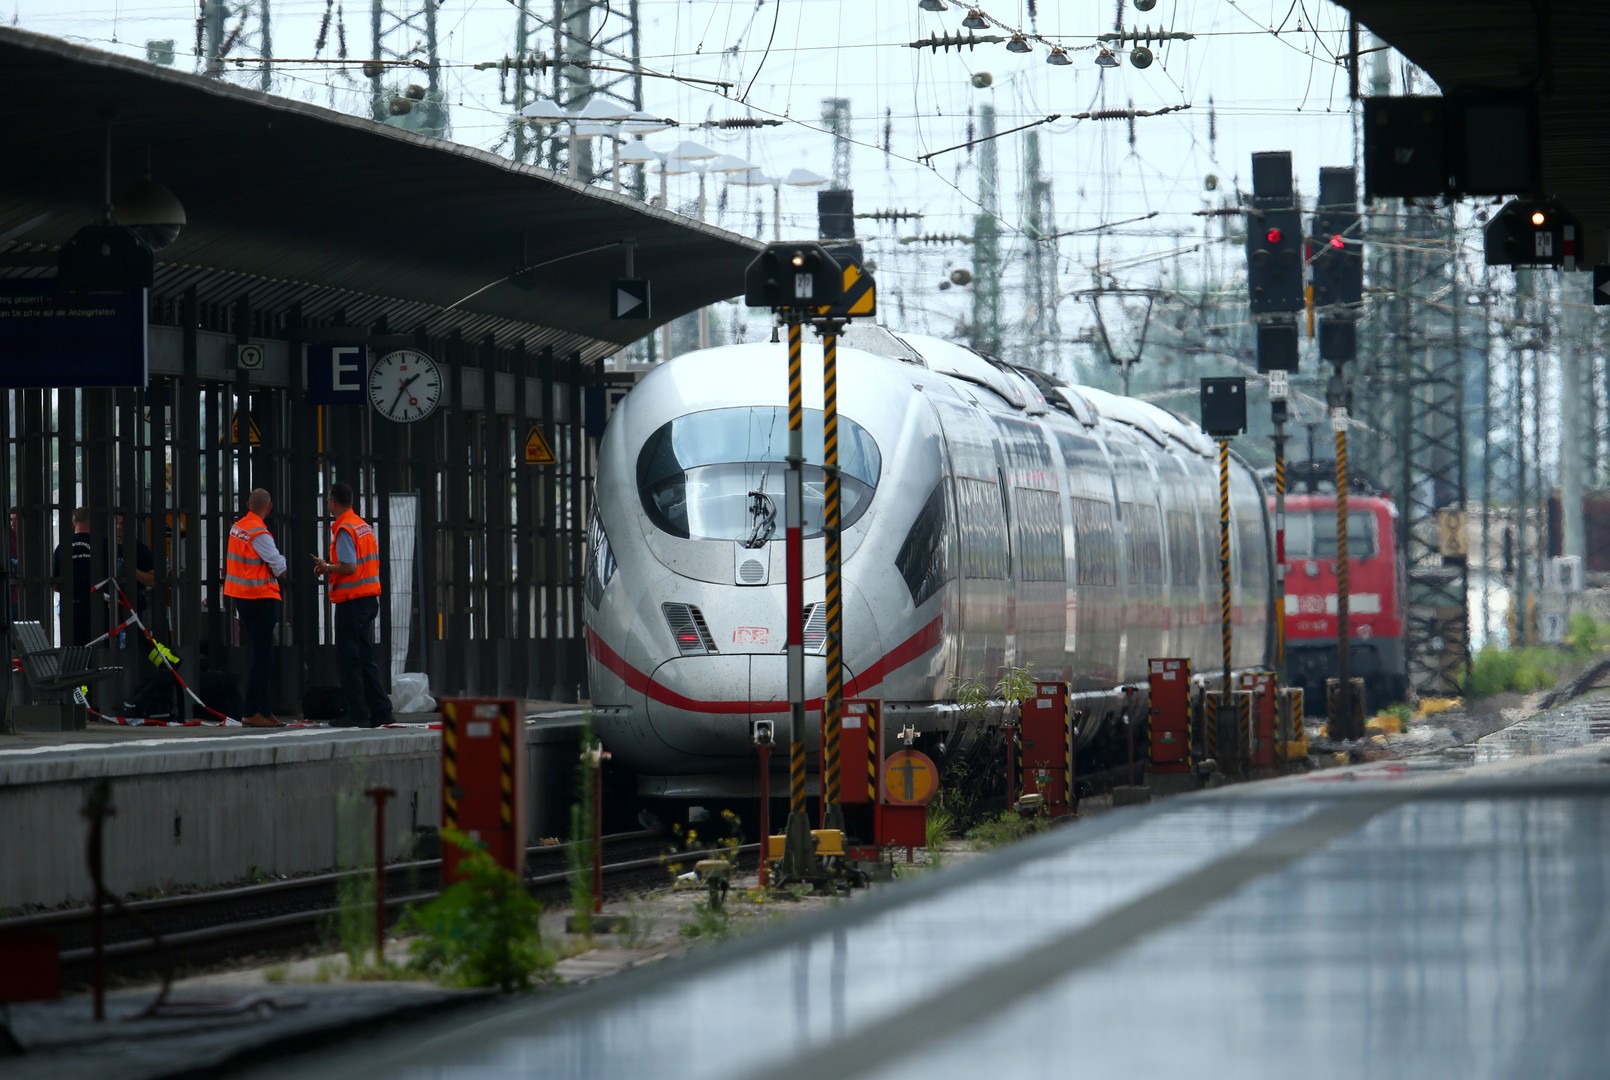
[1199,377,1247,776]
[743,241,845,884]
[1311,166,1366,740]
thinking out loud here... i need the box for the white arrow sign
[611,278,650,319]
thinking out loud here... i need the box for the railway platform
[250,692,1607,1079]
[0,702,592,911]
[6,693,1608,1078]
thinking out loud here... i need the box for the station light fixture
[1095,47,1120,68]
[1006,33,1031,53]
[961,8,989,29]
[1046,45,1071,65]
[918,0,946,10]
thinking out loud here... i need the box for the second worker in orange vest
[311,481,393,727]
[222,488,287,728]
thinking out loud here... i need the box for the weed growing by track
[400,828,554,991]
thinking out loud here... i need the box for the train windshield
[637,407,882,543]
[1284,510,1378,560]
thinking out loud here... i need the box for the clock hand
[389,374,420,413]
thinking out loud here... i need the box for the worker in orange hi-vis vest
[312,481,393,728]
[223,488,287,728]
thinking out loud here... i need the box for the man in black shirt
[51,507,95,646]
[115,513,156,612]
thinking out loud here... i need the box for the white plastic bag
[390,671,436,714]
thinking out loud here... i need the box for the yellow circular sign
[883,749,937,806]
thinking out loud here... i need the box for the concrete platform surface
[247,702,1610,1080]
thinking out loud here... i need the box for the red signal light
[1265,228,1283,244]
[1329,234,1345,249]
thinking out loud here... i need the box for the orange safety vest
[328,508,382,603]
[223,511,281,601]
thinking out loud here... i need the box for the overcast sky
[8,1,1406,366]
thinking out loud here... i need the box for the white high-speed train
[585,326,1273,799]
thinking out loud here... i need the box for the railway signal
[1246,152,1303,315]
[1483,198,1580,269]
[743,240,847,885]
[1200,376,1246,776]
[743,242,844,311]
[1310,172,1362,311]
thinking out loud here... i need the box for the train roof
[644,327,1217,459]
[843,328,1213,457]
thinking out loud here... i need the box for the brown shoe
[243,713,284,728]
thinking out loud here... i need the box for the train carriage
[586,327,1274,799]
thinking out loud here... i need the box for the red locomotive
[1273,462,1409,714]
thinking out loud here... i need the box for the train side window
[1126,502,1163,584]
[895,482,950,606]
[1014,488,1064,582]
[1166,510,1200,584]
[585,511,617,608]
[956,477,1009,579]
[1071,496,1118,586]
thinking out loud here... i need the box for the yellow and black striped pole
[498,704,515,831]
[1215,437,1232,763]
[1332,394,1357,738]
[821,326,843,828]
[442,700,460,833]
[786,319,807,818]
[866,700,878,803]
[780,316,815,882]
[1064,694,1075,816]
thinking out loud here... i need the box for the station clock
[367,349,443,423]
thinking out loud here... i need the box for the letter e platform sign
[307,344,368,405]
[524,425,556,466]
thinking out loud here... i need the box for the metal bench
[11,619,122,699]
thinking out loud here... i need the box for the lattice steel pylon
[1020,130,1060,374]
[198,0,274,91]
[513,1,645,177]
[822,98,853,191]
[1399,204,1471,698]
[971,102,1002,357]
[369,0,449,139]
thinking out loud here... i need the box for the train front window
[1285,510,1378,560]
[637,407,882,542]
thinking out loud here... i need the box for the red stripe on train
[586,617,943,714]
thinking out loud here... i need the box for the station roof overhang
[0,27,765,367]
[1336,1,1610,266]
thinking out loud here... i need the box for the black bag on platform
[123,669,179,719]
[194,670,244,721]
[302,684,348,722]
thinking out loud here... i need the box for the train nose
[645,654,832,760]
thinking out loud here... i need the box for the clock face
[367,349,443,423]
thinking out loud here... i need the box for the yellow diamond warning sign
[816,262,876,320]
[219,410,263,447]
[523,425,556,466]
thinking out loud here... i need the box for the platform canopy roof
[0,27,764,365]
[1336,1,1610,267]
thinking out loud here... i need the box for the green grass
[965,810,1052,851]
[1467,613,1610,698]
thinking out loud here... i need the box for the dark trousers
[234,597,280,717]
[334,595,391,726]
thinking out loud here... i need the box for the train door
[995,416,1064,678]
[930,398,1007,681]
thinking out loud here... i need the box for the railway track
[0,829,757,988]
